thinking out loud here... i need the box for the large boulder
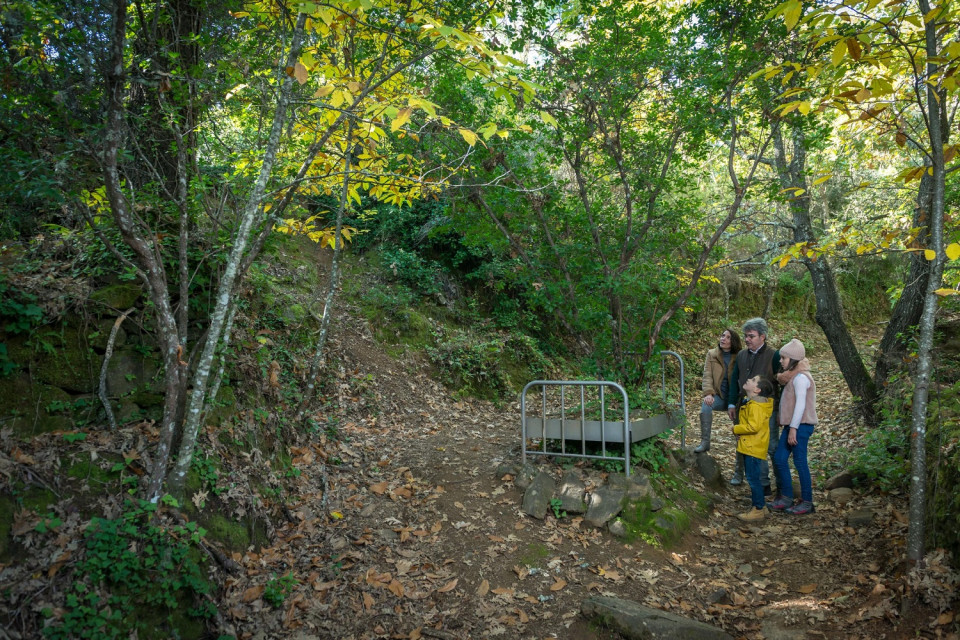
[89,283,142,314]
[0,375,75,437]
[582,595,733,639]
[104,348,161,396]
[31,326,102,393]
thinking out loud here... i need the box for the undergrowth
[42,500,211,640]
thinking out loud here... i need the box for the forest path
[243,321,944,640]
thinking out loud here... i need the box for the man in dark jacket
[726,317,781,495]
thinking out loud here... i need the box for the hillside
[2,240,957,640]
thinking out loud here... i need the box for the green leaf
[784,0,803,30]
[832,40,846,67]
[539,110,558,127]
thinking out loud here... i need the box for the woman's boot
[693,412,711,453]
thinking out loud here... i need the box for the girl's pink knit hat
[780,338,805,360]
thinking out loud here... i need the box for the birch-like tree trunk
[300,119,356,414]
[907,0,948,565]
[165,12,308,500]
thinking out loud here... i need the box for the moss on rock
[31,325,101,393]
[201,513,251,552]
[89,284,142,312]
[21,487,57,513]
[618,497,692,548]
[0,375,76,437]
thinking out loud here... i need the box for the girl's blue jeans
[743,455,765,509]
[774,423,815,502]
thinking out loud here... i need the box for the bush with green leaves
[426,328,510,398]
[42,499,211,640]
[425,327,552,400]
[380,247,442,296]
[845,393,911,492]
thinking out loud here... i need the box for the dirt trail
[5,312,944,639]
[234,321,947,640]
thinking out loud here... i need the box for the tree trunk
[166,12,308,500]
[771,120,877,422]
[104,0,186,500]
[300,118,355,414]
[907,0,948,566]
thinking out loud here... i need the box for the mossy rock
[279,302,308,324]
[31,325,102,393]
[20,487,57,513]
[207,385,237,426]
[105,348,161,396]
[1,333,32,371]
[617,498,691,547]
[89,284,142,313]
[67,458,120,489]
[87,317,127,352]
[0,375,76,437]
[200,513,253,552]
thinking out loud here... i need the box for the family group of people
[695,317,818,521]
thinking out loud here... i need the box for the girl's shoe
[785,501,815,515]
[767,496,792,511]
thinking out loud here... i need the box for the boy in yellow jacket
[733,375,775,521]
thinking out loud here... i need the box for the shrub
[380,247,442,295]
[42,500,211,639]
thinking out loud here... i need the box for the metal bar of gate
[660,350,685,447]
[520,380,631,477]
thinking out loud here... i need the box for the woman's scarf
[777,357,811,386]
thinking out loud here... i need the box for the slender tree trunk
[875,157,935,388]
[166,12,308,500]
[300,119,355,413]
[907,1,948,565]
[104,0,186,500]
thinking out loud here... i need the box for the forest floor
[203,313,957,640]
[3,308,959,639]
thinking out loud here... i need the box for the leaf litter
[1,314,958,639]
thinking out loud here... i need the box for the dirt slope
[212,310,956,640]
[2,297,957,639]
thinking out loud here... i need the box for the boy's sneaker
[785,501,815,515]
[729,474,744,486]
[737,507,765,522]
[767,496,792,511]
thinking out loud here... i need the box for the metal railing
[519,351,686,477]
[521,380,632,476]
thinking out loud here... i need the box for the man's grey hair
[742,317,769,337]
